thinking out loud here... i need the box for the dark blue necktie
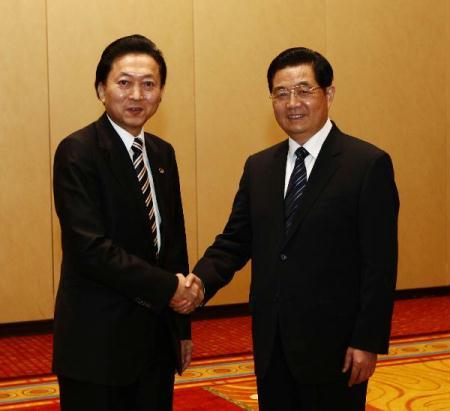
[285,147,309,233]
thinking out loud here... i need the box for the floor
[0,296,449,410]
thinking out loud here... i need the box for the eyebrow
[117,71,155,79]
[273,81,312,90]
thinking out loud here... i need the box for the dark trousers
[58,320,176,411]
[256,331,368,411]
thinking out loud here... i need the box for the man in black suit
[178,48,399,410]
[53,35,203,411]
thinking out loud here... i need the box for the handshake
[170,273,205,314]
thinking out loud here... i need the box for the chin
[288,128,306,136]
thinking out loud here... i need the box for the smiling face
[271,64,334,145]
[97,53,163,136]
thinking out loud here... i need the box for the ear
[325,85,335,108]
[97,83,106,103]
[158,85,165,102]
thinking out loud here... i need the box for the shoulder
[332,123,386,156]
[332,125,392,166]
[246,140,287,166]
[328,126,397,189]
[54,121,98,161]
[343,134,386,157]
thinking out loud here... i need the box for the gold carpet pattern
[0,333,448,410]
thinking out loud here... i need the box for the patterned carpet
[0,296,449,410]
[0,333,449,410]
[0,335,53,380]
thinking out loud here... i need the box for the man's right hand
[170,273,204,314]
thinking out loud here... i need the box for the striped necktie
[285,147,309,234]
[131,138,158,256]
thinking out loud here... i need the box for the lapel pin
[158,168,165,174]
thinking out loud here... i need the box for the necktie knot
[295,146,309,160]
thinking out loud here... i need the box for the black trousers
[256,330,368,411]
[58,320,176,411]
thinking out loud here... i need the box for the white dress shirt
[107,116,162,251]
[284,119,332,196]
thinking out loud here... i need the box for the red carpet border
[390,296,450,338]
[0,296,448,380]
[0,335,53,380]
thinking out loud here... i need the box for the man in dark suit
[181,48,399,410]
[53,35,203,411]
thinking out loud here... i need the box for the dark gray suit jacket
[194,123,399,383]
[53,113,189,385]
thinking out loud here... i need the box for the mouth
[287,113,305,120]
[127,107,144,114]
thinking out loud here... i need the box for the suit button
[280,254,288,261]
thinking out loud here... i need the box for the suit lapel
[281,125,342,248]
[268,141,290,247]
[96,114,149,222]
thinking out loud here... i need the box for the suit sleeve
[193,158,253,301]
[53,136,179,314]
[351,152,399,353]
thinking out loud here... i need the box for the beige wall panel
[447,0,450,287]
[194,0,327,304]
[0,1,54,322]
[326,0,448,289]
[47,0,197,289]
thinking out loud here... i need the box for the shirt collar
[288,118,332,160]
[107,115,145,152]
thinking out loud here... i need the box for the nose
[287,90,301,107]
[130,83,143,100]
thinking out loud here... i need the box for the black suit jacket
[194,123,399,383]
[52,113,189,385]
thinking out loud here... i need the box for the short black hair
[95,34,167,98]
[267,47,333,92]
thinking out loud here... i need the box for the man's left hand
[342,346,377,387]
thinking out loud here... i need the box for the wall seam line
[44,0,56,303]
[192,0,199,265]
